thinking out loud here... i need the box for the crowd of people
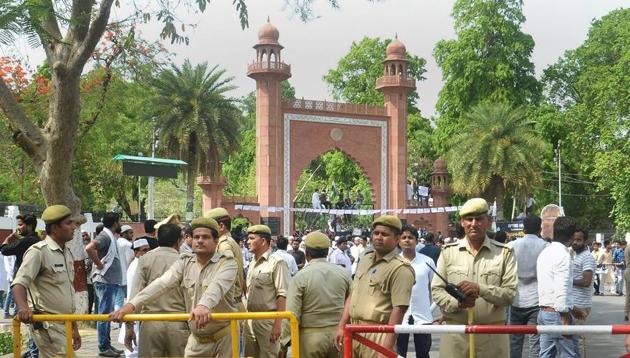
[1,198,628,358]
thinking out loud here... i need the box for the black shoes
[98,348,120,357]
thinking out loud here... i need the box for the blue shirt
[613,248,625,264]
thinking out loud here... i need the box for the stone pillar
[376,36,415,213]
[198,176,227,215]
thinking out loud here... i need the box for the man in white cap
[118,238,150,358]
[115,225,134,311]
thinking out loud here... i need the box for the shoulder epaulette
[179,252,195,260]
[490,239,509,249]
[219,250,234,259]
[31,241,47,250]
[444,242,459,248]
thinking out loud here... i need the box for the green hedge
[0,332,12,355]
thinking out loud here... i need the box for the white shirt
[311,191,321,209]
[2,255,14,283]
[120,258,139,357]
[328,248,353,276]
[275,249,299,276]
[537,242,573,312]
[509,234,549,308]
[117,238,133,285]
[402,252,435,324]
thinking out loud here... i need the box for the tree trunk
[482,175,505,221]
[186,137,197,221]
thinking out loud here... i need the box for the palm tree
[445,102,550,220]
[152,60,242,219]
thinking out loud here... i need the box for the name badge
[54,264,64,268]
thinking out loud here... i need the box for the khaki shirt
[349,249,415,323]
[12,237,76,314]
[129,251,238,337]
[246,249,289,312]
[286,258,351,328]
[218,233,245,298]
[130,247,186,313]
[431,236,517,324]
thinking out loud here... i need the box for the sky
[7,0,628,117]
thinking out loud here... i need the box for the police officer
[334,215,415,357]
[244,225,290,358]
[12,205,81,357]
[431,198,517,358]
[284,231,351,357]
[125,223,188,357]
[205,208,245,310]
[111,217,238,357]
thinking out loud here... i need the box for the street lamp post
[556,140,562,209]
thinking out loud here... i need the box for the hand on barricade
[17,307,34,324]
[433,315,445,325]
[191,304,213,330]
[110,303,135,322]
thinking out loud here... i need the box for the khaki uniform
[218,233,246,307]
[349,249,415,358]
[130,247,188,357]
[129,251,238,357]
[624,245,630,316]
[431,237,517,358]
[283,258,351,357]
[12,237,76,358]
[245,249,290,358]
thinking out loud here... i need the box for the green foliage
[222,81,295,197]
[433,0,541,154]
[407,113,436,186]
[446,102,550,219]
[152,59,242,178]
[323,37,426,112]
[0,332,12,355]
[541,8,630,230]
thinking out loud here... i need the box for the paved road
[1,294,627,357]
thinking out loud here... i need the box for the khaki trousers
[624,270,630,316]
[184,333,231,357]
[573,307,591,358]
[244,318,280,358]
[138,320,189,357]
[31,322,68,358]
[439,322,508,358]
[300,326,338,358]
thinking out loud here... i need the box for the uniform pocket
[481,269,501,285]
[255,272,273,287]
[181,278,195,298]
[446,266,468,284]
[51,263,67,283]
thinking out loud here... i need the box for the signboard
[122,162,179,178]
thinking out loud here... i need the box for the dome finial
[395,32,398,39]
[267,16,270,23]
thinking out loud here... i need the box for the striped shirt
[572,249,596,308]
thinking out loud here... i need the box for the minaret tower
[247,19,291,223]
[431,157,450,235]
[376,36,416,210]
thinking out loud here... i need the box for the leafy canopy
[542,8,630,230]
[446,102,550,217]
[433,0,540,153]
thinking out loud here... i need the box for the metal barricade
[342,323,630,358]
[12,311,300,358]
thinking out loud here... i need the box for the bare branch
[65,0,96,44]
[0,78,46,164]
[71,0,115,70]
[79,66,114,137]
